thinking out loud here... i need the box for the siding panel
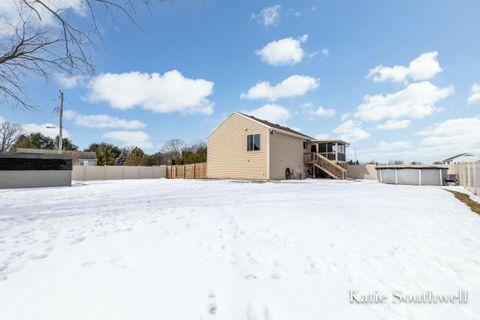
[269,132,306,180]
[207,114,269,179]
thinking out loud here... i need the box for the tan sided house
[207,113,348,180]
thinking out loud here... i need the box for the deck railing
[304,152,347,179]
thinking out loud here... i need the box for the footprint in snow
[244,273,258,280]
[270,273,282,280]
[0,262,8,272]
[10,250,25,257]
[96,231,109,237]
[110,257,129,269]
[206,291,217,315]
[82,261,95,267]
[30,252,49,260]
[71,236,86,245]
[246,304,274,320]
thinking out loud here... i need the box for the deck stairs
[306,152,346,180]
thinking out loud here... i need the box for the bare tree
[187,140,207,152]
[0,0,156,108]
[0,121,22,152]
[160,138,185,164]
[162,138,185,157]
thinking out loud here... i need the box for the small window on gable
[247,134,260,151]
[303,141,307,150]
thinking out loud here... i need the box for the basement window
[247,134,260,151]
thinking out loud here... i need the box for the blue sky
[1,0,479,162]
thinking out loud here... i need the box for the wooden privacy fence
[166,162,207,179]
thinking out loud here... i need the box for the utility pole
[58,90,64,154]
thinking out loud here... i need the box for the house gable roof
[237,113,313,140]
[442,153,474,162]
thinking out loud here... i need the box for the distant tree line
[0,122,206,166]
[15,132,79,151]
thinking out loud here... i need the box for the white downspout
[266,129,270,180]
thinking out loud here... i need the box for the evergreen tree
[55,137,78,151]
[124,147,146,166]
[174,144,207,164]
[86,142,122,166]
[14,133,56,150]
[145,155,160,166]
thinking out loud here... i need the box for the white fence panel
[72,165,167,181]
[449,162,480,195]
[346,164,377,180]
[105,166,123,180]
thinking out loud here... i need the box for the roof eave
[236,112,313,140]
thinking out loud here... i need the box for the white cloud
[340,112,351,121]
[367,52,442,83]
[356,116,480,162]
[88,70,214,115]
[468,83,480,104]
[355,81,453,121]
[321,48,329,56]
[378,140,411,151]
[0,0,86,37]
[256,35,308,66]
[288,6,316,18]
[251,5,281,27]
[55,74,85,89]
[310,106,336,117]
[103,131,153,149]
[241,75,319,101]
[419,116,480,149]
[333,120,370,143]
[0,116,4,124]
[22,123,69,139]
[243,104,290,124]
[64,110,145,129]
[375,119,412,130]
[354,148,416,163]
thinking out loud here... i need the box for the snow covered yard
[0,179,479,320]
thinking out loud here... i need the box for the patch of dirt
[445,190,480,215]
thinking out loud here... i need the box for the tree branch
[0,0,158,109]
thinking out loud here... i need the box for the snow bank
[0,179,479,319]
